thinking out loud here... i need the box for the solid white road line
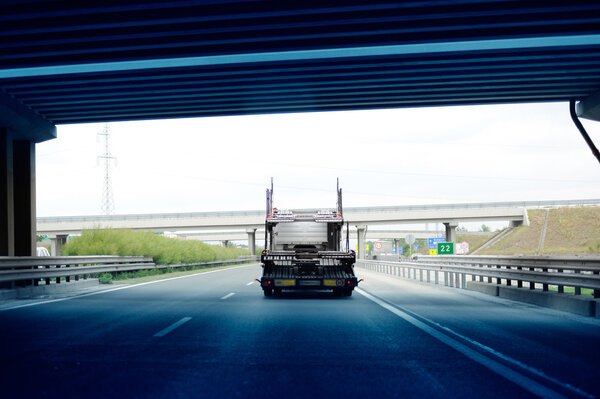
[220,293,235,300]
[153,317,192,338]
[356,288,586,399]
[0,264,257,312]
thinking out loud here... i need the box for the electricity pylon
[98,123,116,215]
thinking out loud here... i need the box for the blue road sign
[398,246,403,255]
[414,244,419,251]
[428,237,446,250]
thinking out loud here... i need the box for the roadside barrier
[0,255,258,287]
[356,255,600,316]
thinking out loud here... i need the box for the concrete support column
[50,234,68,256]
[0,130,36,256]
[221,240,229,248]
[246,228,256,255]
[356,225,367,259]
[0,89,54,257]
[13,139,36,256]
[443,222,458,243]
[393,239,398,255]
[0,128,15,256]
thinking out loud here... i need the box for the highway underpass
[2,3,600,397]
[2,1,600,256]
[0,263,598,398]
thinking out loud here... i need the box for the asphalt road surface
[1,264,599,399]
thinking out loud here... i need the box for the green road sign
[437,242,454,255]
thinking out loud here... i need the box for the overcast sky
[36,101,600,218]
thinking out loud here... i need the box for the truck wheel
[333,288,342,297]
[344,289,353,297]
[263,288,273,297]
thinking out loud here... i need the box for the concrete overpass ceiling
[1,1,600,128]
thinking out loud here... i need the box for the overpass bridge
[37,199,532,252]
[2,1,600,258]
[38,199,600,256]
[177,229,443,245]
[38,200,532,235]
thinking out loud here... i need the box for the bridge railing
[0,255,258,287]
[36,198,600,224]
[356,255,600,298]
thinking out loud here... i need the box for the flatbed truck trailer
[258,180,359,297]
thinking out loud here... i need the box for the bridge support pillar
[246,229,256,255]
[50,234,68,256]
[0,129,14,256]
[393,239,398,256]
[221,240,229,248]
[443,222,458,243]
[356,225,367,259]
[0,129,36,256]
[0,90,55,257]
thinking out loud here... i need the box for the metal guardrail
[356,255,600,298]
[0,255,258,287]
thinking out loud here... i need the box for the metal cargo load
[257,179,359,297]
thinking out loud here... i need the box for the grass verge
[63,228,251,264]
[480,206,600,255]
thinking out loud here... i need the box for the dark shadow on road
[264,290,355,300]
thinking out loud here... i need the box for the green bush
[98,273,113,284]
[63,228,251,264]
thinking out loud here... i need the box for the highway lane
[356,268,600,396]
[0,264,598,398]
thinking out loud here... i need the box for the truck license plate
[298,280,320,286]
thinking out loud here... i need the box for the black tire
[333,288,342,297]
[263,288,273,297]
[344,289,353,297]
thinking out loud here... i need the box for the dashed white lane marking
[0,264,256,312]
[356,288,591,399]
[153,317,192,338]
[221,292,235,300]
[246,281,255,286]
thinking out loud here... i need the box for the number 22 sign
[437,242,454,255]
